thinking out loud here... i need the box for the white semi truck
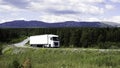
[30,34,60,47]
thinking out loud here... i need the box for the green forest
[0,28,120,49]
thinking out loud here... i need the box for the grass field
[0,46,120,68]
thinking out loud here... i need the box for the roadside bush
[2,47,13,55]
[93,42,120,49]
[69,45,74,48]
[10,36,27,44]
[98,42,110,49]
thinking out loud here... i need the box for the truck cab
[48,36,60,47]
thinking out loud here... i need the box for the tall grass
[0,47,120,68]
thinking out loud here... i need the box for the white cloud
[110,0,120,3]
[103,16,120,23]
[110,16,120,23]
[0,0,3,3]
[27,2,46,11]
[0,4,21,12]
[0,17,27,23]
[28,0,104,15]
[0,0,119,23]
[105,4,114,10]
[0,19,14,23]
[84,17,101,22]
[45,0,104,4]
[80,0,104,3]
[75,4,104,14]
[0,20,6,23]
[39,15,80,23]
[0,0,1,1]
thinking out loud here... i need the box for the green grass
[0,47,120,68]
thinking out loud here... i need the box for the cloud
[84,17,101,22]
[113,16,120,23]
[0,4,20,12]
[103,16,120,23]
[109,16,120,23]
[27,2,46,11]
[39,14,80,23]
[48,9,79,15]
[44,0,104,4]
[1,0,106,15]
[0,0,119,23]
[105,4,114,10]
[0,0,1,1]
[75,4,104,14]
[28,0,105,15]
[3,0,30,8]
[110,0,120,3]
[0,17,28,23]
[84,0,104,3]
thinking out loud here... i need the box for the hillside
[0,20,113,28]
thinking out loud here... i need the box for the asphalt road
[13,37,29,47]
[13,37,120,52]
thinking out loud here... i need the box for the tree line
[0,28,120,48]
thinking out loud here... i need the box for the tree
[97,34,104,43]
[57,29,64,47]
[80,31,89,47]
[69,29,80,47]
[63,29,70,47]
[0,45,2,55]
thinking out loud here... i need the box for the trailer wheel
[31,45,33,46]
[42,45,45,48]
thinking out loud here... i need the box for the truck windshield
[52,37,59,41]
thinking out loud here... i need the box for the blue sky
[0,0,120,23]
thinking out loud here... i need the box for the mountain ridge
[0,20,116,28]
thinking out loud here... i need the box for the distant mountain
[0,20,115,28]
[102,21,120,27]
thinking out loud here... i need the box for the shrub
[12,60,20,68]
[2,47,13,55]
[22,58,31,68]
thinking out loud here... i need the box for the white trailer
[30,34,60,47]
